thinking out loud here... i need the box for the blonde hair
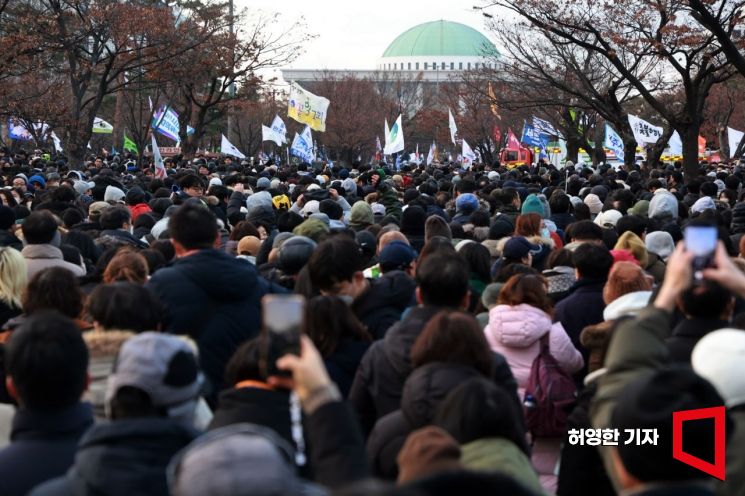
[0,247,27,309]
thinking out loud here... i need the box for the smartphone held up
[261,294,305,377]
[684,224,717,281]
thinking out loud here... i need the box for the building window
[474,62,479,69]
[459,62,463,70]
[408,62,411,70]
[441,62,445,70]
[416,62,419,70]
[467,62,471,69]
[424,62,428,70]
[433,61,437,69]
[450,62,454,70]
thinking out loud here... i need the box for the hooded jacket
[350,270,416,340]
[648,189,679,221]
[146,249,268,396]
[366,363,483,480]
[30,419,198,496]
[484,303,583,399]
[22,244,86,280]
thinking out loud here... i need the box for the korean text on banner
[628,114,663,144]
[287,82,330,132]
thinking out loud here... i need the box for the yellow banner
[287,82,330,132]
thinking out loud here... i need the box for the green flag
[123,134,138,153]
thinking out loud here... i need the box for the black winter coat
[146,249,268,397]
[351,270,416,340]
[366,362,484,480]
[0,230,22,251]
[0,403,93,496]
[666,318,729,364]
[29,418,197,496]
[325,338,370,397]
[350,306,519,436]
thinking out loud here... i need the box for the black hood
[401,362,482,428]
[170,249,258,302]
[66,418,197,496]
[352,270,415,321]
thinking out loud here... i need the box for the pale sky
[237,0,495,72]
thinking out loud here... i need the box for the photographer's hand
[654,242,693,312]
[703,242,745,298]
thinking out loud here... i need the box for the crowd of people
[0,147,741,495]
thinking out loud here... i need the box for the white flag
[92,117,114,134]
[667,131,683,156]
[290,126,314,162]
[728,127,745,158]
[384,115,405,155]
[384,119,390,148]
[426,142,435,165]
[604,124,625,161]
[50,131,63,152]
[628,114,664,144]
[221,134,246,159]
[270,115,287,144]
[462,139,476,168]
[448,109,458,145]
[262,125,284,146]
[152,135,166,179]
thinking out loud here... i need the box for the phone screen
[261,295,304,377]
[684,226,717,278]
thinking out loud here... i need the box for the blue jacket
[0,402,93,496]
[146,249,268,396]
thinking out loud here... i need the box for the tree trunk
[623,137,637,167]
[566,136,580,164]
[646,127,675,170]
[680,123,701,183]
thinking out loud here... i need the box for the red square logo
[672,406,726,481]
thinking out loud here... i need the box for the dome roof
[382,20,496,58]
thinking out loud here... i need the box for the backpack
[523,333,577,438]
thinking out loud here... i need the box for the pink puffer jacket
[484,303,583,399]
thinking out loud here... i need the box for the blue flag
[521,123,550,148]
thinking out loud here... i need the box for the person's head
[169,203,219,254]
[415,253,470,308]
[497,188,520,209]
[501,236,540,265]
[0,247,27,309]
[224,338,263,385]
[546,248,574,269]
[434,377,529,455]
[23,267,83,319]
[573,243,613,280]
[566,220,603,244]
[379,240,417,275]
[377,230,409,256]
[411,311,493,376]
[610,367,731,489]
[86,282,163,333]
[603,261,653,304]
[307,236,366,298]
[167,424,311,496]
[106,332,202,424]
[692,329,745,408]
[21,210,59,245]
[548,193,570,214]
[677,280,733,320]
[305,295,371,358]
[5,312,88,411]
[458,242,491,284]
[616,215,647,238]
[515,213,542,237]
[179,175,205,197]
[498,273,553,315]
[424,215,452,243]
[103,248,149,284]
[99,204,132,231]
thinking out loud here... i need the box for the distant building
[281,20,499,84]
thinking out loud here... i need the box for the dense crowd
[0,147,741,496]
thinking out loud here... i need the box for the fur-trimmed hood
[83,329,135,359]
[495,234,555,254]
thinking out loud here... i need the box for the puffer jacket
[484,303,584,494]
[484,303,583,399]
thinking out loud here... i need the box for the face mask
[338,294,354,306]
[541,227,550,238]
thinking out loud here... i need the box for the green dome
[382,20,496,58]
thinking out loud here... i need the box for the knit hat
[256,177,271,190]
[692,329,745,407]
[237,236,261,256]
[520,194,545,218]
[106,332,202,424]
[691,196,716,215]
[168,424,322,496]
[455,193,479,214]
[594,209,622,228]
[645,231,674,261]
[401,205,426,236]
[397,426,463,484]
[278,236,317,275]
[292,218,329,243]
[614,231,649,267]
[489,215,514,240]
[349,201,373,227]
[627,200,650,217]
[104,185,126,203]
[583,194,603,215]
[126,186,146,206]
[73,180,95,196]
[590,185,609,202]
